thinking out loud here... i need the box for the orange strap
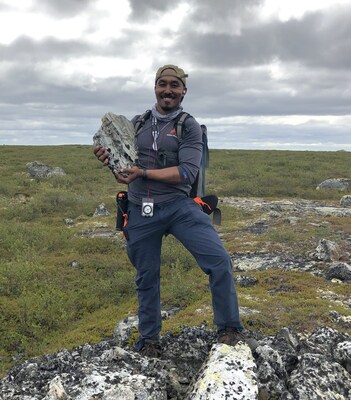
[193,197,212,211]
[122,213,128,238]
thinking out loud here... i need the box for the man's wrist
[142,169,148,180]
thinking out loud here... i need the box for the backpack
[134,110,221,225]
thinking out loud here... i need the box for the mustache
[161,94,177,99]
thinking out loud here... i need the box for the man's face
[154,73,186,114]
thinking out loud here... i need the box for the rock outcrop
[1,325,350,399]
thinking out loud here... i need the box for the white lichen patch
[188,343,258,399]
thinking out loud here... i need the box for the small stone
[340,195,351,207]
[93,203,110,216]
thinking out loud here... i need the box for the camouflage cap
[155,64,188,87]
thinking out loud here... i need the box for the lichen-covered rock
[26,161,66,178]
[287,353,350,399]
[340,195,351,207]
[43,376,70,400]
[312,238,341,262]
[330,311,351,329]
[316,178,351,191]
[0,326,350,400]
[113,315,139,347]
[334,341,351,373]
[93,203,110,216]
[326,262,351,282]
[186,343,258,399]
[93,113,138,173]
[234,275,259,287]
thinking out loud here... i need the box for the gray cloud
[128,0,262,26]
[187,0,262,29]
[184,62,351,119]
[128,0,173,19]
[178,5,351,69]
[31,0,96,18]
[0,0,350,150]
[0,35,134,63]
[209,122,351,151]
[0,36,91,62]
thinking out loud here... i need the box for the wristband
[142,169,148,180]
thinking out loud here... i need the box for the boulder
[235,275,259,287]
[316,178,351,191]
[340,195,351,207]
[326,262,351,282]
[93,203,110,216]
[26,161,66,178]
[311,239,341,262]
[186,343,258,399]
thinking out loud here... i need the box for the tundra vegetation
[0,145,350,376]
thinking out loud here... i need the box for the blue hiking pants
[124,196,243,342]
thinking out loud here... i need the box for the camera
[142,197,154,217]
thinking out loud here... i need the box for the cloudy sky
[1,0,350,150]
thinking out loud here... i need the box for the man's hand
[93,146,142,184]
[115,166,143,184]
[93,145,110,166]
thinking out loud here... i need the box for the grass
[236,269,342,334]
[0,145,350,376]
[206,149,351,199]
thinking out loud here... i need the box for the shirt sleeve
[177,117,203,185]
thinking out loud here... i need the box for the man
[94,65,251,357]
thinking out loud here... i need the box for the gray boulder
[311,239,341,262]
[340,195,351,207]
[26,161,66,178]
[326,262,351,282]
[316,178,351,191]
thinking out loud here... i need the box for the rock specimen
[93,112,138,174]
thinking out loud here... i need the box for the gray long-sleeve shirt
[128,113,203,205]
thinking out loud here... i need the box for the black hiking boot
[138,338,162,358]
[217,327,259,351]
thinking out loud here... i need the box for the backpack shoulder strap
[201,124,209,168]
[173,112,191,140]
[173,112,209,198]
[134,110,152,133]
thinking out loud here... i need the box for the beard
[160,104,173,112]
[159,94,182,112]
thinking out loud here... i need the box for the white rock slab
[187,343,258,399]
